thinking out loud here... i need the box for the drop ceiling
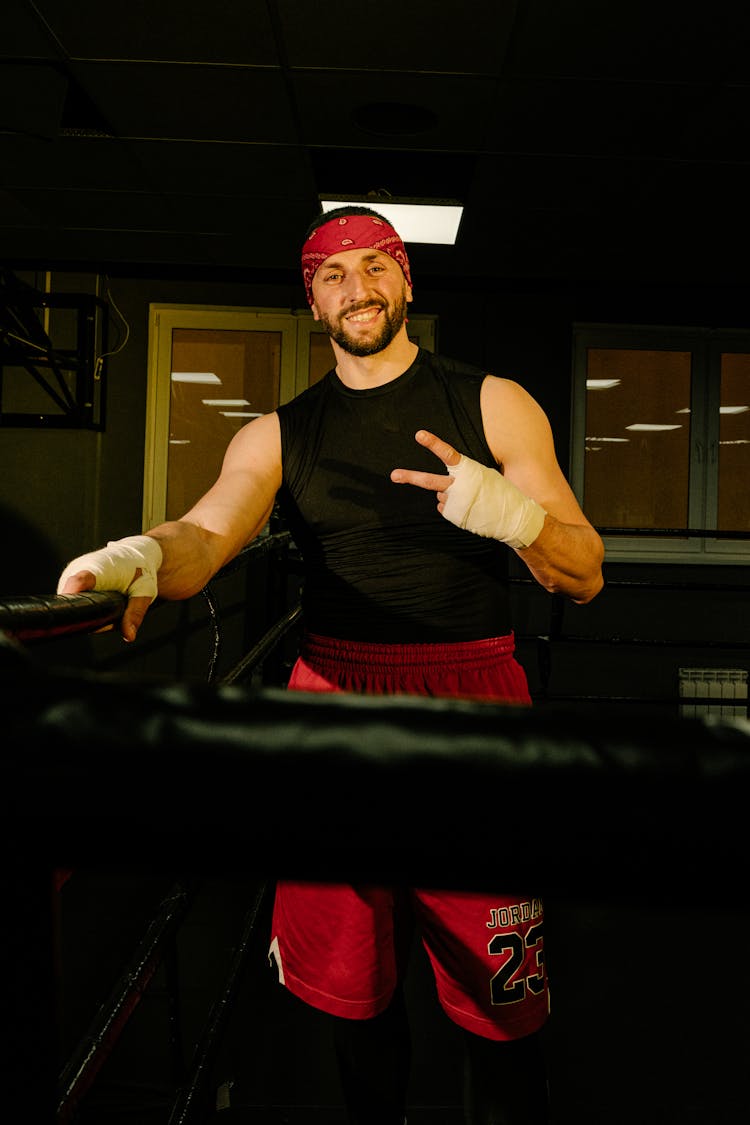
[2,0,750,289]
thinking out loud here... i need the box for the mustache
[343,299,386,316]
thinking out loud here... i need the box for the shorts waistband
[300,632,517,674]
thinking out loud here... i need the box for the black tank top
[276,348,512,642]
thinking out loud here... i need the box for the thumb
[120,595,152,643]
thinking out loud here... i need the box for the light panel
[171,371,221,384]
[319,196,463,245]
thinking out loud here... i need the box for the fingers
[390,430,460,492]
[120,596,153,643]
[390,466,452,492]
[414,430,461,468]
[57,568,149,642]
[58,570,97,595]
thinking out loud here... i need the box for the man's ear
[311,302,321,321]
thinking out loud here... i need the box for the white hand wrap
[57,535,163,603]
[442,455,547,549]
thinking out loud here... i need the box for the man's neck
[331,330,419,390]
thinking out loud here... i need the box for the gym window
[571,324,750,564]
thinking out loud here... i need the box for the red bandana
[301,213,412,305]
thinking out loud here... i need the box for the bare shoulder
[479,375,553,463]
[481,373,547,414]
[222,410,282,472]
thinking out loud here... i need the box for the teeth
[348,309,379,322]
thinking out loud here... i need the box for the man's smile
[345,306,383,325]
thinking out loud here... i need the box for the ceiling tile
[66,61,297,143]
[276,0,518,74]
[124,140,318,197]
[309,148,477,206]
[482,79,716,160]
[292,72,496,151]
[0,134,146,189]
[504,0,750,83]
[2,0,60,58]
[0,62,68,139]
[31,0,279,65]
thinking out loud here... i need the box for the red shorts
[269,633,549,1041]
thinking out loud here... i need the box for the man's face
[310,247,412,357]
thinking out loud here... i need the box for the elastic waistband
[300,631,516,674]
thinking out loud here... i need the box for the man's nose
[343,270,373,301]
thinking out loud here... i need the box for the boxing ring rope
[0,589,127,643]
[3,574,747,710]
[5,628,750,893]
[196,530,296,684]
[0,530,299,688]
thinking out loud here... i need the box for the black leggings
[329,988,550,1125]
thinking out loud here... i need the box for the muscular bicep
[481,376,593,528]
[181,412,283,564]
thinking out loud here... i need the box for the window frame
[571,322,750,565]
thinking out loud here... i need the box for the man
[58,207,605,1124]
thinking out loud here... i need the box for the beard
[317,290,409,356]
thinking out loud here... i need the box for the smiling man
[58,205,604,1125]
[302,211,414,362]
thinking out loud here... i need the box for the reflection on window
[572,325,750,563]
[584,348,691,530]
[167,329,280,520]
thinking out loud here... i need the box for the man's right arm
[58,412,283,641]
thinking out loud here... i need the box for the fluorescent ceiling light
[202,398,251,406]
[319,196,463,245]
[171,371,221,384]
[720,405,750,414]
[585,436,630,442]
[220,411,263,418]
[626,423,682,431]
[586,379,621,389]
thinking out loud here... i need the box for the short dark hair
[304,205,392,241]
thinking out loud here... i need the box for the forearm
[392,423,605,605]
[148,464,277,598]
[516,515,605,603]
[145,519,236,600]
[437,448,604,603]
[56,520,231,605]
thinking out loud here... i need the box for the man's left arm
[479,376,604,603]
[390,377,604,604]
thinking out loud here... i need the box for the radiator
[678,667,748,719]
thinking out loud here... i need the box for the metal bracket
[0,269,108,429]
